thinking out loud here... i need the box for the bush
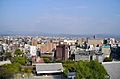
[103,57,112,62]
[43,58,51,63]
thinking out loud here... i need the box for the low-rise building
[102,45,111,57]
[102,61,120,79]
[35,63,63,76]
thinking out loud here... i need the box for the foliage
[0,63,20,79]
[0,49,29,79]
[14,49,23,56]
[63,60,108,79]
[63,67,68,77]
[103,57,112,62]
[75,61,93,79]
[54,60,63,63]
[43,57,51,63]
[24,68,32,73]
[63,60,76,77]
[11,56,27,65]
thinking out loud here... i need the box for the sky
[0,0,120,35]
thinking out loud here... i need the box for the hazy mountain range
[0,31,119,39]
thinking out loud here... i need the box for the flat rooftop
[36,63,63,74]
[102,61,120,79]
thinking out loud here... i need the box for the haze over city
[0,0,120,35]
[1,0,120,79]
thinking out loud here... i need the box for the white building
[30,46,37,56]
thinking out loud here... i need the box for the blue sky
[0,0,120,34]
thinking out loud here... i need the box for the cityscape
[0,0,120,79]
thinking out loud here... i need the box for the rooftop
[102,61,120,79]
[36,63,63,74]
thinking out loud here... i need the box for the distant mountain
[0,31,119,39]
[96,34,120,39]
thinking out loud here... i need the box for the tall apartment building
[55,44,69,61]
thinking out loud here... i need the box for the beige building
[32,38,38,46]
[102,45,111,57]
[88,39,103,46]
[40,42,56,53]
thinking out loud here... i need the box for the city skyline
[0,0,120,35]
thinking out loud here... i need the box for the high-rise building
[55,44,69,61]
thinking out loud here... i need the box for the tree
[63,60,108,79]
[25,68,32,79]
[0,63,20,79]
[43,58,51,63]
[11,56,27,65]
[14,49,23,56]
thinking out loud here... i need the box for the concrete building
[75,50,91,61]
[102,45,111,57]
[30,46,37,56]
[30,46,37,63]
[88,39,103,46]
[74,49,104,62]
[35,63,63,77]
[55,44,69,61]
[40,42,56,54]
[102,61,120,79]
[75,53,90,61]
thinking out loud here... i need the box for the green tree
[63,60,108,79]
[14,49,23,56]
[25,68,32,79]
[75,61,92,79]
[0,63,20,79]
[11,56,27,65]
[43,58,51,63]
